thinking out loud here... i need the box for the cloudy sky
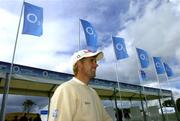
[1,0,180,112]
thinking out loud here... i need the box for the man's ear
[76,61,82,69]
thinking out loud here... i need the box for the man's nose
[94,63,98,68]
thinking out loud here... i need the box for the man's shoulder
[52,78,78,98]
[55,78,77,90]
[61,78,77,86]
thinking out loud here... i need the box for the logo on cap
[77,55,81,58]
[84,50,92,53]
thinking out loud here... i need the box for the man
[48,49,112,121]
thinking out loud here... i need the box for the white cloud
[114,1,180,86]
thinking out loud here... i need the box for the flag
[22,2,43,36]
[112,37,128,60]
[136,48,149,68]
[163,62,174,77]
[80,19,97,51]
[140,70,146,81]
[153,57,165,74]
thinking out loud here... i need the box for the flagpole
[78,18,81,50]
[114,62,125,121]
[0,1,25,121]
[112,37,124,120]
[163,63,171,90]
[134,47,148,121]
[151,56,168,121]
[163,63,180,121]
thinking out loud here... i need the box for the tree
[22,99,36,114]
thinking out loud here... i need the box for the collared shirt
[48,77,113,121]
[73,77,87,86]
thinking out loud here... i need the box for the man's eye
[90,59,96,63]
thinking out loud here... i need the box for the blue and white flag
[136,48,149,68]
[153,57,165,74]
[80,19,97,51]
[112,37,128,60]
[22,2,43,36]
[140,70,146,81]
[163,62,174,77]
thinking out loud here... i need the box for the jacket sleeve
[93,90,113,121]
[48,85,77,121]
[101,105,113,121]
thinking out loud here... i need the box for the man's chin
[90,74,96,79]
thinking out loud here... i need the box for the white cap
[71,49,104,67]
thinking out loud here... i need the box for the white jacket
[48,77,113,121]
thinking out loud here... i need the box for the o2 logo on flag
[140,53,146,60]
[86,27,94,35]
[115,43,125,52]
[155,62,161,68]
[26,13,40,25]
[85,26,96,38]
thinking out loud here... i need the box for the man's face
[79,56,98,79]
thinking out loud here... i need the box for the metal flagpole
[0,1,25,121]
[134,47,148,121]
[113,88,119,120]
[78,18,81,51]
[163,63,180,121]
[111,36,125,121]
[114,62,125,121]
[151,56,167,121]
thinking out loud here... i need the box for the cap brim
[95,51,104,61]
[83,51,104,61]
